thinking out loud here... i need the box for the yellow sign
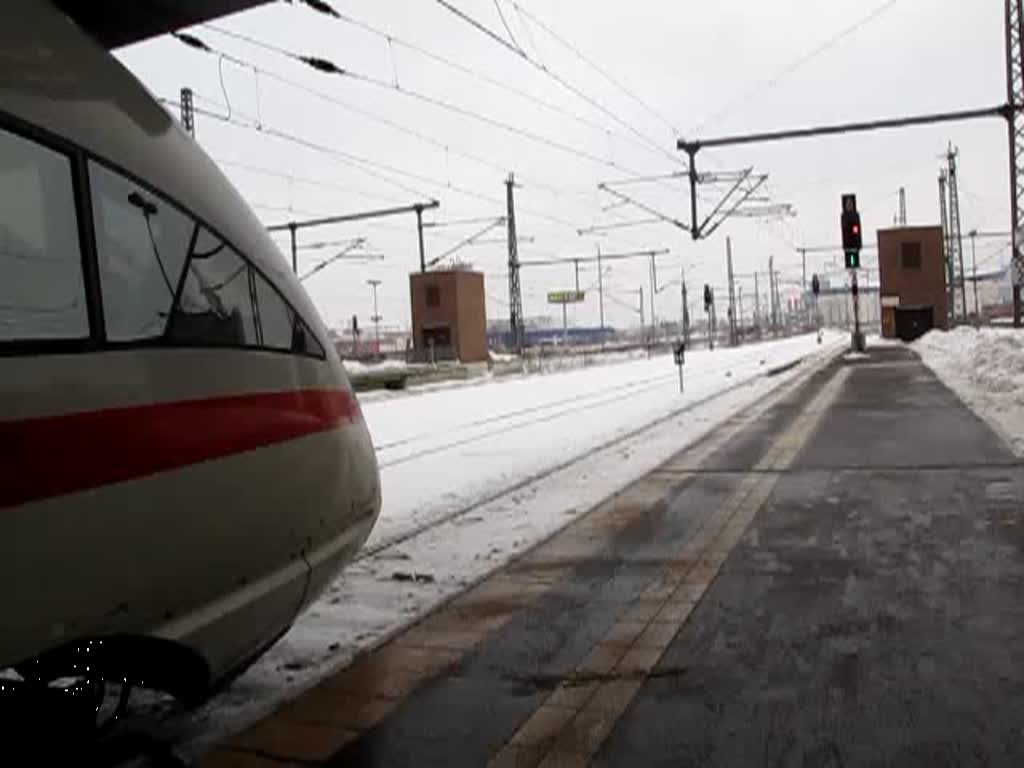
[547,290,585,304]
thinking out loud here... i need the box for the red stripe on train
[0,389,360,509]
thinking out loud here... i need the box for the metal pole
[679,105,1007,152]
[681,273,690,345]
[852,271,863,350]
[562,302,568,346]
[970,230,980,317]
[639,286,645,334]
[800,248,808,323]
[180,87,195,138]
[506,174,524,351]
[754,272,761,332]
[367,279,382,354]
[686,148,699,239]
[726,237,737,346]
[948,145,969,319]
[648,254,657,344]
[1006,0,1024,325]
[416,206,427,273]
[267,202,439,233]
[289,222,298,274]
[597,245,605,343]
[574,259,580,292]
[939,170,956,323]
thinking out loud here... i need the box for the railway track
[359,344,830,560]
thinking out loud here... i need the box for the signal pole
[851,271,864,351]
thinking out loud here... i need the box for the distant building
[877,226,949,341]
[409,270,488,363]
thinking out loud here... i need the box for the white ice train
[0,0,381,719]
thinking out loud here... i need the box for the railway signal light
[703,284,713,311]
[811,274,820,296]
[841,193,862,267]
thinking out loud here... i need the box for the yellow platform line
[489,367,849,768]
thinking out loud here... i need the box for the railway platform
[202,345,1024,768]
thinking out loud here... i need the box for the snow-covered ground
[913,326,1024,456]
[156,331,846,758]
[361,333,842,553]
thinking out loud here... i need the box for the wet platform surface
[203,346,1024,768]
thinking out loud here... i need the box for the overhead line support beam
[677,104,1011,243]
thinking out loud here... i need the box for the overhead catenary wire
[272,9,671,166]
[691,0,903,135]
[214,156,414,206]
[511,2,682,137]
[192,28,657,179]
[493,0,524,53]
[184,31,677,251]
[425,0,684,167]
[158,96,645,246]
[167,33,668,253]
[201,30,587,199]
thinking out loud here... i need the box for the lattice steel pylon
[939,170,956,323]
[898,187,907,226]
[180,86,195,138]
[947,145,968,319]
[505,173,525,351]
[1006,0,1024,325]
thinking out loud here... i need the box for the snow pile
[342,359,409,375]
[914,327,1024,455]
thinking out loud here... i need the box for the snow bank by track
[913,327,1024,456]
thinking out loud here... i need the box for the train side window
[0,127,88,341]
[251,272,324,357]
[170,228,258,347]
[89,161,194,341]
[252,271,294,351]
[291,315,325,358]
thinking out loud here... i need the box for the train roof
[52,0,273,49]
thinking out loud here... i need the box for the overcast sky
[117,0,1012,333]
